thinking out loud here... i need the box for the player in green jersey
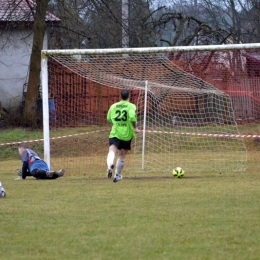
[106,89,138,182]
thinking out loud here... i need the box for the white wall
[0,29,47,109]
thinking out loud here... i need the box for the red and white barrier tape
[0,129,110,147]
[1,128,259,147]
[141,129,260,138]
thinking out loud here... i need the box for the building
[0,0,60,109]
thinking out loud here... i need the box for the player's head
[18,142,29,155]
[121,89,130,101]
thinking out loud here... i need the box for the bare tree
[197,0,260,44]
[150,1,234,48]
[47,0,93,49]
[238,0,260,43]
[23,0,50,126]
[47,0,156,49]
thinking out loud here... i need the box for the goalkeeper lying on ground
[16,142,65,180]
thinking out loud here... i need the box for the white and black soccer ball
[172,167,185,178]
[0,181,6,198]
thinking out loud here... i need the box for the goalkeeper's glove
[16,169,22,176]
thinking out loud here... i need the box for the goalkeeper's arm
[21,161,29,179]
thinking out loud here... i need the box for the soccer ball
[0,181,6,198]
[172,167,184,178]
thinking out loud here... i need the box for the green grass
[0,127,103,143]
[1,125,260,259]
[0,169,260,260]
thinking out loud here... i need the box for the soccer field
[1,154,260,260]
[1,125,260,259]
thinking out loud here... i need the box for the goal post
[41,54,50,168]
[41,43,260,175]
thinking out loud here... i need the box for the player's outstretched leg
[113,159,124,183]
[46,171,55,178]
[31,170,54,179]
[107,149,115,178]
[113,173,122,183]
[107,164,114,178]
[56,169,65,177]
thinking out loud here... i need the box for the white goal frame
[41,43,260,169]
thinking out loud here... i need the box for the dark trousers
[31,170,59,179]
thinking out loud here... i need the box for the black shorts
[109,137,132,150]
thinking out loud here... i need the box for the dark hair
[121,89,130,100]
[18,142,29,149]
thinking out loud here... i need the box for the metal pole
[41,53,51,169]
[142,80,148,170]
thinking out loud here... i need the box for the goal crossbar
[42,43,260,57]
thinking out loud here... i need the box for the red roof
[0,0,60,23]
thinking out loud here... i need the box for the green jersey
[107,100,136,141]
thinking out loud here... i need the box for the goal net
[41,44,259,176]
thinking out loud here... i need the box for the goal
[41,44,260,175]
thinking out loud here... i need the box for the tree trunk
[23,0,50,127]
